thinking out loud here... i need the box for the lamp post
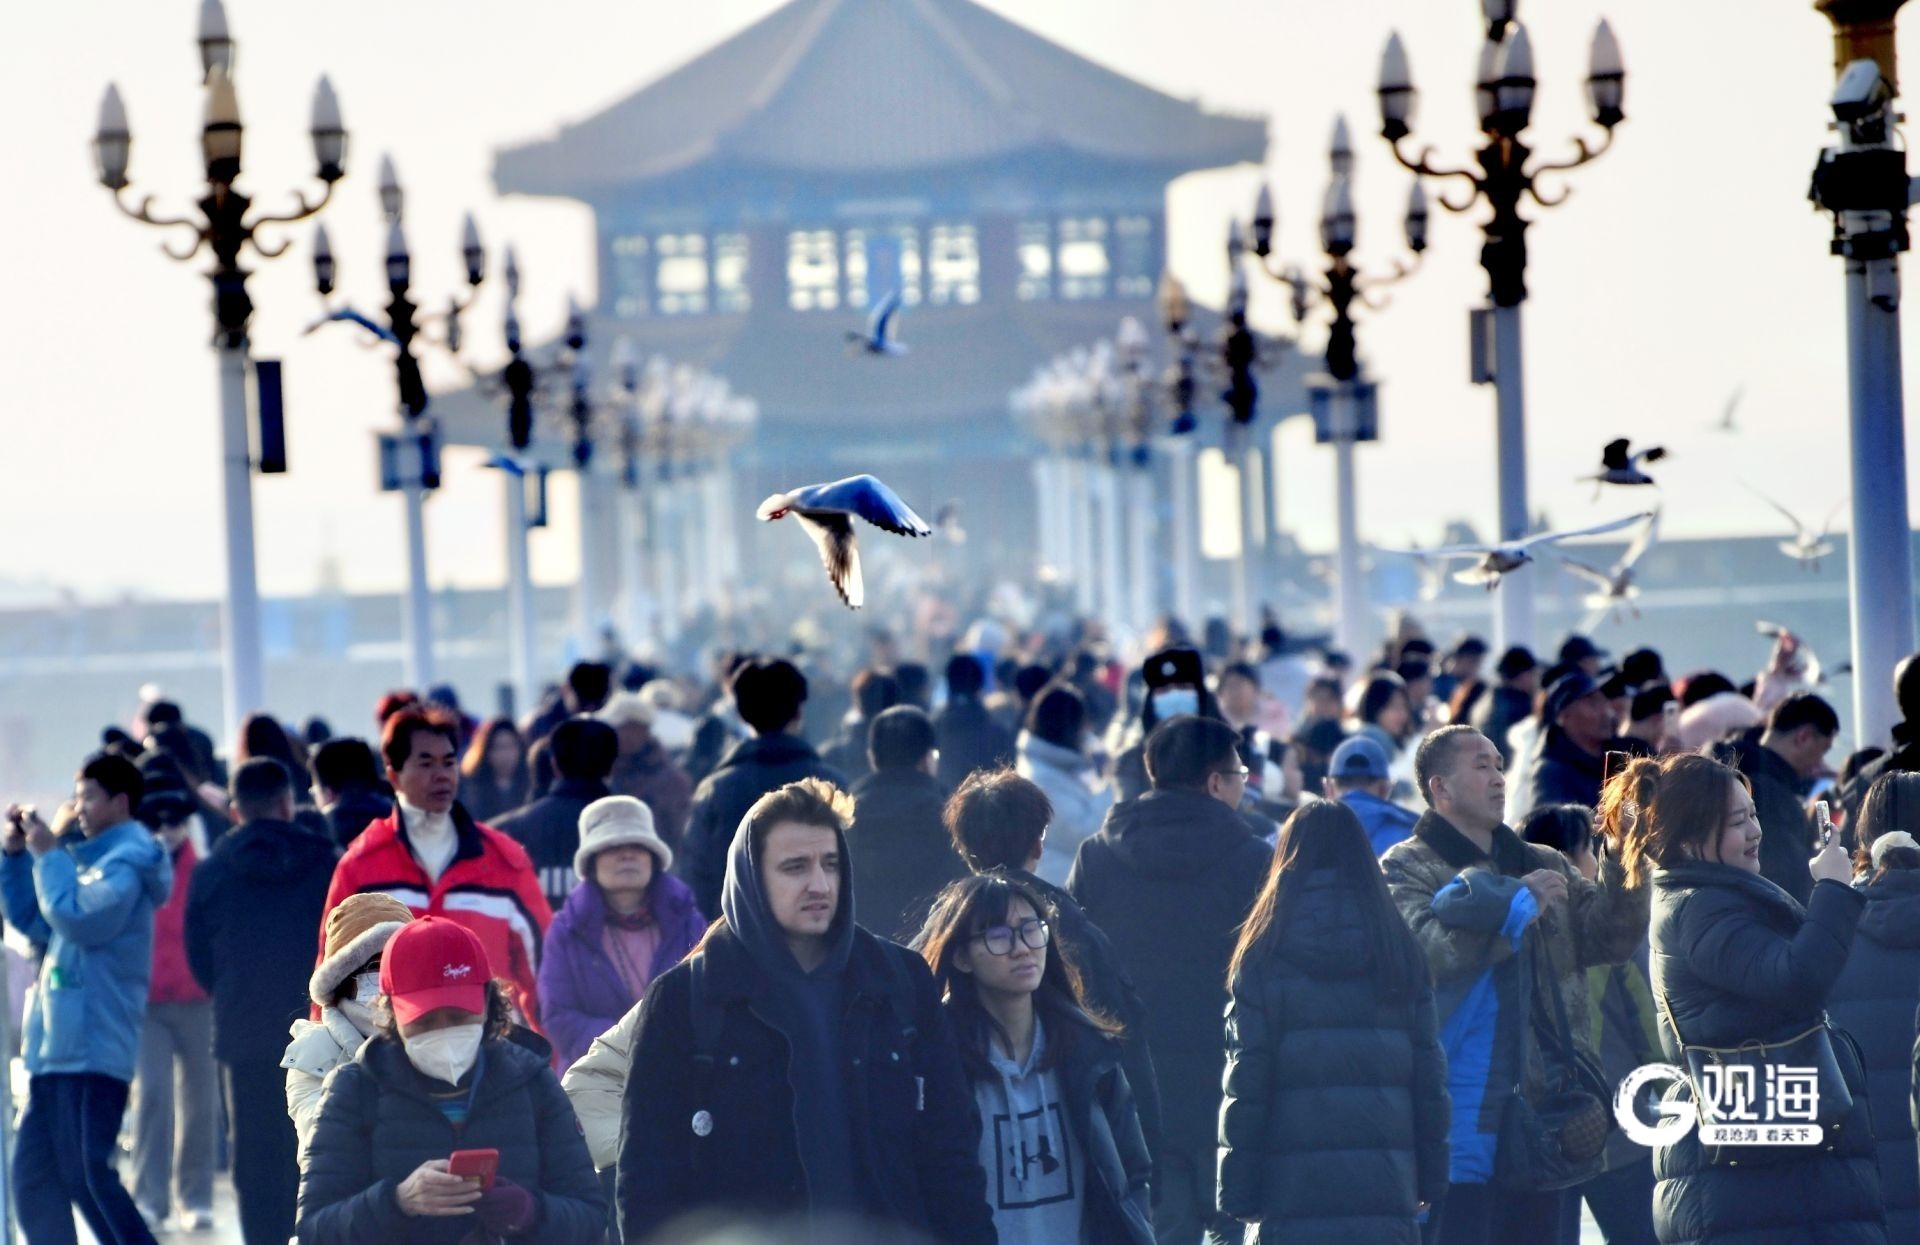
[309,155,483,690]
[1116,316,1157,634]
[1810,0,1916,746]
[1157,275,1202,627]
[491,246,540,710]
[1221,224,1264,636]
[94,0,345,740]
[1246,117,1427,658]
[1377,1,1625,651]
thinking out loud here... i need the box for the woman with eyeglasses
[915,874,1154,1245]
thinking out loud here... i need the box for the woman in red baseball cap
[294,917,605,1244]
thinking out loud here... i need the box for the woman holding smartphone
[295,918,604,1245]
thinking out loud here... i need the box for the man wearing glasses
[1066,716,1272,1245]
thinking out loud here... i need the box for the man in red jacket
[319,707,551,1027]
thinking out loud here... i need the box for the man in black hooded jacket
[615,778,992,1244]
[683,658,845,916]
[1068,717,1271,1245]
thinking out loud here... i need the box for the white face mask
[403,1022,484,1085]
[351,971,383,1007]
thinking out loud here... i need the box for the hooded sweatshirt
[972,1016,1083,1245]
[718,808,862,1215]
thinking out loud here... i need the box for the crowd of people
[5,607,1920,1245]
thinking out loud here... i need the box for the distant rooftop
[494,0,1266,198]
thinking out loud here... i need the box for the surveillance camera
[1832,59,1894,123]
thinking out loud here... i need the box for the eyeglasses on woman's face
[971,917,1051,956]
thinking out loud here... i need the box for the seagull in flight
[1749,488,1844,571]
[846,290,908,356]
[757,474,933,608]
[1583,439,1666,494]
[1561,509,1661,626]
[303,307,399,346]
[1376,512,1655,591]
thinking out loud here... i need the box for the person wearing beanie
[536,797,706,1072]
[280,893,414,1151]
[295,917,605,1245]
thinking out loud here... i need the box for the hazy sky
[0,0,1900,602]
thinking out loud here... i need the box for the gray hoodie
[971,1016,1084,1245]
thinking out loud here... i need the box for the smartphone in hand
[447,1148,499,1192]
[1814,800,1834,849]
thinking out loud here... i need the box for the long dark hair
[1604,753,1746,886]
[1228,800,1428,1000]
[915,874,1120,1079]
[1855,771,1920,880]
[462,717,529,791]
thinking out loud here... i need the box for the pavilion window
[927,222,980,305]
[655,233,709,315]
[1017,220,1052,301]
[610,234,651,318]
[1058,216,1110,300]
[1113,215,1154,298]
[714,232,750,312]
[787,229,840,311]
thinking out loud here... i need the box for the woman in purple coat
[538,796,707,1071]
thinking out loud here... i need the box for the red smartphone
[447,1148,499,1192]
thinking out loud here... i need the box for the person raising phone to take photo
[294,917,603,1245]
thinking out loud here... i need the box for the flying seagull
[1584,438,1666,494]
[302,307,399,345]
[757,474,933,608]
[1561,508,1661,627]
[846,289,908,356]
[1749,488,1844,571]
[1376,512,1655,591]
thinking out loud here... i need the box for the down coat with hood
[0,820,172,1081]
[615,808,994,1245]
[1649,862,1883,1245]
[682,732,845,918]
[1219,869,1451,1244]
[187,817,339,1063]
[1066,788,1271,1158]
[296,1033,604,1245]
[1015,732,1114,886]
[1831,868,1920,1243]
[1380,811,1647,1185]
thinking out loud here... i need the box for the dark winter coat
[613,922,993,1244]
[323,787,393,850]
[1523,726,1605,815]
[822,718,876,784]
[1470,686,1534,764]
[1066,789,1271,1157]
[1010,868,1163,1164]
[609,740,694,853]
[1219,870,1451,1243]
[459,771,529,826]
[934,697,1015,789]
[536,872,707,1071]
[1649,861,1884,1245]
[295,1033,604,1245]
[1730,738,1817,906]
[682,732,845,917]
[845,767,969,941]
[1831,869,1920,1244]
[492,777,612,909]
[184,817,337,1063]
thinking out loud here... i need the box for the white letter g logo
[1615,1063,1694,1148]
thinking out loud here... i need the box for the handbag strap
[1517,913,1585,1074]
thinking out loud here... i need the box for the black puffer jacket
[1066,789,1271,1156]
[933,697,1014,789]
[683,733,845,916]
[184,817,338,1062]
[1649,861,1884,1245]
[1730,739,1816,906]
[1831,869,1920,1245]
[295,1034,604,1245]
[323,787,393,850]
[1219,870,1450,1244]
[492,777,612,909]
[845,767,969,941]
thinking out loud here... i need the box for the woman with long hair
[916,873,1153,1245]
[1218,800,1448,1243]
[1829,772,1920,1242]
[1609,752,1883,1245]
[459,718,530,824]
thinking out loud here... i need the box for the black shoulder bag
[1493,928,1614,1191]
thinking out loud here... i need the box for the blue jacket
[0,820,171,1081]
[1339,789,1421,856]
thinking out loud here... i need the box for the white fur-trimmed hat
[308,892,414,1008]
[576,795,673,879]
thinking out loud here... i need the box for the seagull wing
[1373,541,1492,560]
[1620,508,1661,570]
[794,510,864,609]
[869,290,902,343]
[1718,388,1743,430]
[1519,511,1655,549]
[1747,487,1811,540]
[1601,439,1632,470]
[797,474,933,536]
[1820,499,1847,539]
[1559,557,1617,589]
